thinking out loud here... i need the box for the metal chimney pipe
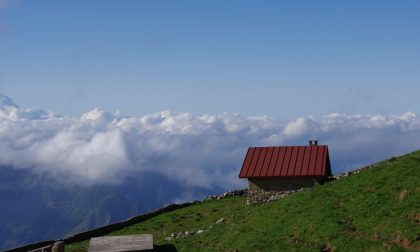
[309,140,318,146]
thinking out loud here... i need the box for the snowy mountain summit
[0,94,19,109]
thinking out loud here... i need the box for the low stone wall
[247,177,320,204]
[4,240,56,252]
[332,164,378,179]
[63,202,195,244]
[203,189,247,200]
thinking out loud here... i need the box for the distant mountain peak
[0,94,19,109]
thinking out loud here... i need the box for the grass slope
[66,151,420,251]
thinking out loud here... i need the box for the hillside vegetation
[66,151,420,251]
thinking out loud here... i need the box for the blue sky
[0,0,419,119]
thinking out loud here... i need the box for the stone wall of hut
[247,177,320,204]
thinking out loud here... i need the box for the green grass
[65,151,420,251]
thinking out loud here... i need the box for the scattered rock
[170,229,207,240]
[399,190,408,201]
[248,188,305,204]
[204,189,247,201]
[407,213,420,224]
[333,164,377,180]
[366,187,376,192]
[322,240,336,252]
[167,215,233,240]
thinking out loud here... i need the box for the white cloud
[1,93,420,189]
[283,117,311,137]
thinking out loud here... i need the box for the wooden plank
[89,234,153,252]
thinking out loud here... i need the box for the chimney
[309,140,318,146]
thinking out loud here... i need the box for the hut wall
[247,177,320,204]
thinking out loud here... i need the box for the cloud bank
[1,94,420,190]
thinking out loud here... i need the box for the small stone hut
[239,140,332,204]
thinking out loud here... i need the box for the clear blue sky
[0,0,419,119]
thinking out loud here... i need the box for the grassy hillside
[65,151,420,251]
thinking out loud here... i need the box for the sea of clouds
[1,94,420,190]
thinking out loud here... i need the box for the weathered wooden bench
[88,234,154,252]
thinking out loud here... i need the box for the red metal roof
[239,145,332,178]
